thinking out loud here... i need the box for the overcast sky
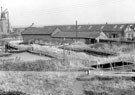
[1,0,135,27]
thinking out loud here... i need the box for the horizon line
[12,22,135,28]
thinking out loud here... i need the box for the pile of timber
[8,49,26,53]
[7,43,64,59]
[103,64,135,72]
[59,45,117,56]
[27,49,63,59]
[91,60,135,72]
[84,48,117,56]
[59,45,88,52]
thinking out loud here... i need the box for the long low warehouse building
[21,24,135,44]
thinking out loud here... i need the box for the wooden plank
[77,70,135,80]
[60,45,117,56]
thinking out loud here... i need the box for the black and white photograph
[0,0,135,95]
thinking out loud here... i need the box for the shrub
[1,34,8,38]
[0,59,58,71]
[0,90,26,95]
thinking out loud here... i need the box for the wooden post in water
[109,41,111,50]
[113,63,115,70]
[109,61,113,71]
[63,37,66,63]
[40,50,41,56]
[111,62,114,71]
[97,61,100,70]
[122,61,125,71]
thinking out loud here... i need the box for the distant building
[21,23,135,44]
[21,26,57,43]
[51,27,107,44]
[124,25,135,40]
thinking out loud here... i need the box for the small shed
[21,26,57,43]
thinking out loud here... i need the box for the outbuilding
[51,28,107,44]
[21,26,57,43]
[21,24,134,44]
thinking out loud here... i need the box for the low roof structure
[21,24,135,35]
[103,24,127,32]
[52,31,101,39]
[21,26,57,35]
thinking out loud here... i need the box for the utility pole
[76,20,78,42]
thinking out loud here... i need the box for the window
[88,26,92,30]
[114,25,117,28]
[130,24,133,27]
[101,26,104,29]
[112,34,118,38]
[67,26,71,30]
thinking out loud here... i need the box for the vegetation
[0,59,61,71]
[83,77,135,95]
[0,91,26,95]
[91,43,135,53]
[0,72,75,95]
[1,41,135,95]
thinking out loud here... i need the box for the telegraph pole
[76,20,78,42]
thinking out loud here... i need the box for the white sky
[1,0,135,27]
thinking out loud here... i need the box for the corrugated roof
[52,31,100,38]
[89,25,104,31]
[103,24,127,32]
[21,24,131,35]
[21,26,57,35]
[57,25,90,32]
[58,25,75,32]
